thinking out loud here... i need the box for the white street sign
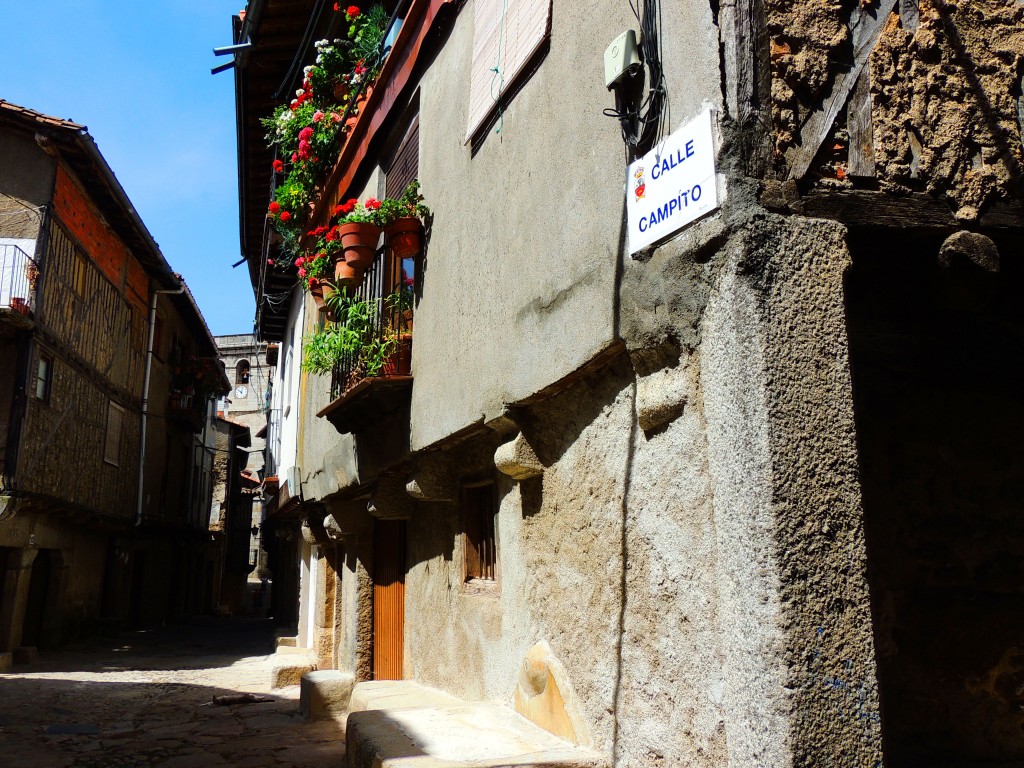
[626,110,719,255]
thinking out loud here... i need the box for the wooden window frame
[461,480,498,589]
[104,401,125,467]
[34,354,53,404]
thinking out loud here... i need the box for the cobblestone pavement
[0,618,344,768]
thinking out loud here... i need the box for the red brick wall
[52,164,150,312]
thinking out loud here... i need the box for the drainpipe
[136,280,186,526]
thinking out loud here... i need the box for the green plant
[347,4,390,76]
[302,327,345,375]
[307,38,354,104]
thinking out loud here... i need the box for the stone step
[270,651,316,689]
[345,681,608,768]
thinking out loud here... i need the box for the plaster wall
[296,174,383,501]
[404,208,885,766]
[272,290,305,482]
[409,0,723,451]
[405,354,730,765]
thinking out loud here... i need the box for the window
[466,0,552,141]
[34,354,53,403]
[462,482,497,582]
[104,401,125,466]
[72,253,88,295]
[236,359,250,385]
[153,316,165,360]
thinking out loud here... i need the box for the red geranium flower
[365,198,381,211]
[272,159,284,173]
[347,5,361,17]
[268,201,281,214]
[334,2,341,9]
[280,211,292,222]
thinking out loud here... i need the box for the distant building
[214,334,269,605]
[0,100,228,659]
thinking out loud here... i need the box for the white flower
[316,55,323,64]
[303,65,313,74]
[296,89,305,97]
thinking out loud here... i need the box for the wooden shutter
[463,483,497,581]
[466,0,552,141]
[373,520,406,680]
[385,119,420,198]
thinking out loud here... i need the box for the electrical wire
[603,0,668,157]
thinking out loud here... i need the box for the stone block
[275,634,298,648]
[0,652,11,672]
[494,433,544,480]
[12,646,37,665]
[300,670,355,720]
[271,655,316,689]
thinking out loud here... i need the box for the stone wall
[769,0,1024,217]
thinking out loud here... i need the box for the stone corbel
[405,456,457,501]
[630,342,692,433]
[368,477,414,520]
[325,498,372,538]
[301,505,332,545]
[494,432,544,481]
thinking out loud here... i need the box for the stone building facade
[0,101,228,663]
[230,1,1023,765]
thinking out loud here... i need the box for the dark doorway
[129,551,147,626]
[20,549,51,647]
[847,232,1024,766]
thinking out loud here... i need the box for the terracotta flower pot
[338,222,381,270]
[334,258,365,289]
[385,217,424,260]
[308,278,328,314]
[384,334,413,376]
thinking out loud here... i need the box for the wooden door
[373,520,406,680]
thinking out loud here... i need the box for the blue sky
[1,1,254,335]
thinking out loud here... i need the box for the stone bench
[344,681,608,768]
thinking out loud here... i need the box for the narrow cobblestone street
[0,618,344,768]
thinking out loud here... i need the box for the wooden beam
[847,63,876,178]
[786,0,897,180]
[899,0,919,32]
[799,190,1024,229]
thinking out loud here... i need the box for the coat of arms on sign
[634,166,646,200]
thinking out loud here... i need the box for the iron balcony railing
[328,249,411,401]
[0,244,39,316]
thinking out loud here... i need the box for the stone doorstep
[275,633,298,648]
[300,670,355,721]
[275,644,311,655]
[345,681,608,768]
[271,652,317,690]
[0,652,11,673]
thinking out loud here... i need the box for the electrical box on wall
[604,30,641,89]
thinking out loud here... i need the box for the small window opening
[35,354,53,403]
[236,359,250,385]
[462,482,497,582]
